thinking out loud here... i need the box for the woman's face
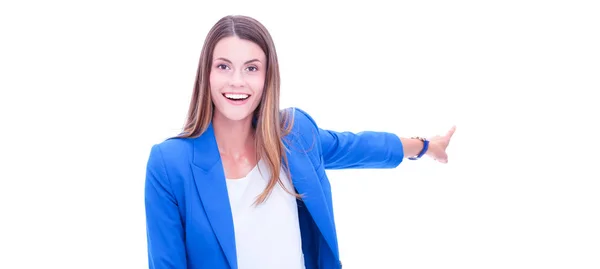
[210,36,267,123]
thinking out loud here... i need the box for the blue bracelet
[408,137,429,160]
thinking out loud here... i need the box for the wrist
[407,137,429,160]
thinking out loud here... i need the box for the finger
[446,125,457,139]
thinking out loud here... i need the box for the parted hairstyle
[177,15,300,204]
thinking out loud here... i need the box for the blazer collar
[191,123,221,171]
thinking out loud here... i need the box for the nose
[229,69,245,88]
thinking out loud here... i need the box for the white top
[225,160,305,269]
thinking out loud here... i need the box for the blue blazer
[145,107,405,269]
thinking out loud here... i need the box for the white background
[1,0,599,268]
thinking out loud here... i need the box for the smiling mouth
[223,93,250,101]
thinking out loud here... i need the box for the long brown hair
[178,15,299,204]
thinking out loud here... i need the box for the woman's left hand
[426,126,456,163]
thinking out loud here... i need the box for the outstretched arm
[145,144,187,268]
[317,128,405,169]
[294,108,455,169]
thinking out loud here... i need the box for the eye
[246,66,258,72]
[216,64,230,70]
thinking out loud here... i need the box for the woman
[145,15,455,269]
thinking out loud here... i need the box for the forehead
[212,36,266,62]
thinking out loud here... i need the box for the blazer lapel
[284,136,340,261]
[190,124,237,269]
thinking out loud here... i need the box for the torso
[225,159,305,269]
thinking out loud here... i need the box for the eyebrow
[214,57,261,65]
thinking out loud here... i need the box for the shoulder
[280,107,320,132]
[280,107,323,156]
[147,136,194,167]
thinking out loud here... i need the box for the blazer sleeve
[294,108,405,170]
[145,144,187,268]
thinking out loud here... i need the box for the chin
[222,111,254,122]
[213,103,259,123]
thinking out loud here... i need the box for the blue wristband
[408,137,429,160]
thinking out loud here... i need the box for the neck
[212,112,255,159]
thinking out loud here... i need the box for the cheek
[209,73,222,104]
[248,74,266,95]
[209,72,222,91]
[209,72,227,98]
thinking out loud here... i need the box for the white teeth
[224,93,249,100]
